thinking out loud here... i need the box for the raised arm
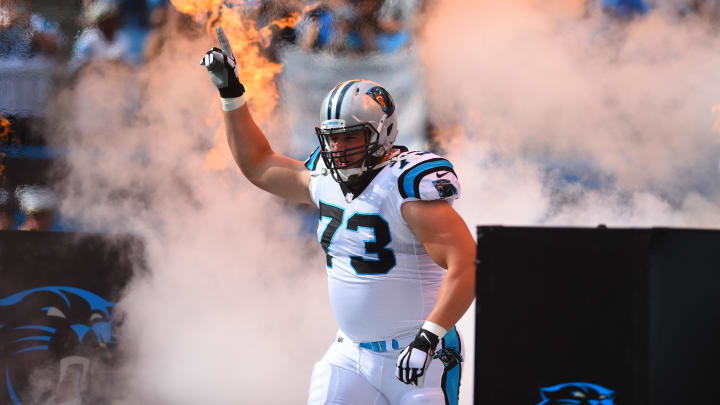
[201,27,312,205]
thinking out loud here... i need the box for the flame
[169,0,306,171]
[258,12,301,48]
[0,113,12,181]
[0,113,12,142]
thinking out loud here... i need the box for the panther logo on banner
[0,286,117,405]
[537,382,616,405]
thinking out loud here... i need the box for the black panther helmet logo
[538,382,616,405]
[0,286,116,404]
[365,86,395,116]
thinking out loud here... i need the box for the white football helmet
[315,79,399,184]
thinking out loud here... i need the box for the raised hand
[200,26,245,98]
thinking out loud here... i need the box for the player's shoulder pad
[389,150,460,201]
[304,147,322,171]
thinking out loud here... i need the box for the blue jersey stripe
[442,327,461,405]
[445,361,461,405]
[305,147,321,170]
[401,160,454,199]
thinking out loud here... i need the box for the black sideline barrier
[0,231,139,404]
[474,226,720,405]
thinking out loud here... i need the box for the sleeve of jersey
[397,157,461,203]
[304,147,322,207]
[304,147,321,171]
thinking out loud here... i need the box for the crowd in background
[1,0,167,231]
[1,0,719,232]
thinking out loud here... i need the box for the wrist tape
[221,95,246,112]
[422,321,448,339]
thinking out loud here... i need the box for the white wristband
[221,95,246,111]
[422,320,448,338]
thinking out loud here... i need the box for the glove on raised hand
[200,26,245,99]
[395,327,440,388]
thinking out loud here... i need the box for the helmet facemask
[315,123,383,185]
[316,79,398,189]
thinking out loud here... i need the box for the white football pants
[307,329,462,405]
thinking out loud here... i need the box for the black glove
[200,26,245,99]
[395,328,440,387]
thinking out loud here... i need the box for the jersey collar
[338,146,408,200]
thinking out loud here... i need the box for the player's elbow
[230,144,273,182]
[446,257,475,280]
[239,162,270,190]
[239,154,283,193]
[445,245,476,278]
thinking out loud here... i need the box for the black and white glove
[200,26,245,99]
[395,327,440,388]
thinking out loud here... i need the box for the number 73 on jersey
[318,201,396,275]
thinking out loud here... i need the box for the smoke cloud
[420,0,720,227]
[50,32,335,403]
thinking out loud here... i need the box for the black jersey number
[346,213,397,274]
[318,202,396,274]
[319,202,344,267]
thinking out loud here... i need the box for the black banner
[0,230,139,404]
[475,226,720,405]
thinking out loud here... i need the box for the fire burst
[0,114,12,140]
[169,0,306,170]
[0,114,12,179]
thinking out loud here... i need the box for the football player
[202,27,476,405]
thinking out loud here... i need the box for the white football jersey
[305,148,461,343]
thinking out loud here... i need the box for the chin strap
[310,167,330,177]
[310,158,394,179]
[371,156,397,170]
[310,149,399,184]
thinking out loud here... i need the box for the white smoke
[50,32,335,403]
[420,0,720,228]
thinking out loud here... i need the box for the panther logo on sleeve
[432,179,458,198]
[393,152,460,202]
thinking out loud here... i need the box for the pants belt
[336,330,405,353]
[358,339,400,352]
